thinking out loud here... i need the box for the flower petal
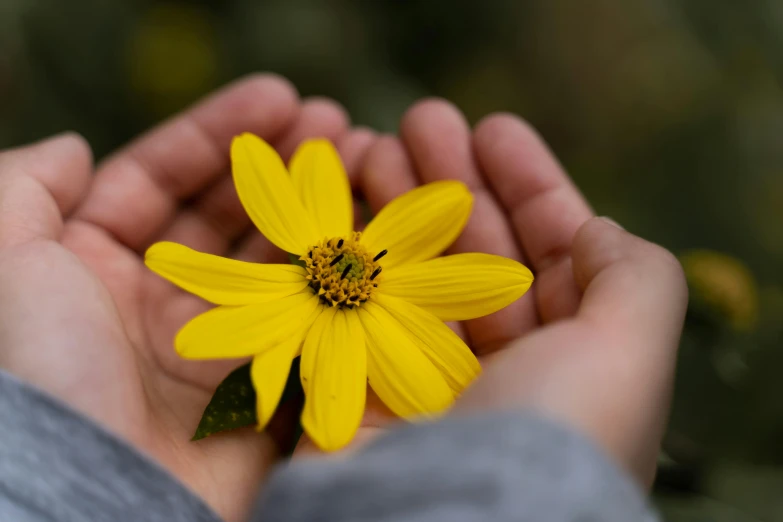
[373,293,480,393]
[176,292,321,359]
[231,133,320,254]
[300,307,367,451]
[251,338,301,429]
[145,241,308,305]
[289,139,353,239]
[357,302,454,418]
[361,181,472,269]
[380,253,534,321]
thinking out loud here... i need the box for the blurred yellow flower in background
[680,249,759,332]
[126,3,219,118]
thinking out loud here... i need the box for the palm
[20,76,355,520]
[41,217,271,521]
[290,101,595,455]
[346,101,682,490]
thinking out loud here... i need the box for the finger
[0,133,92,248]
[358,134,470,343]
[76,74,300,252]
[570,218,687,484]
[161,97,351,257]
[180,177,252,252]
[457,218,687,487]
[358,135,418,214]
[274,97,350,161]
[400,100,537,353]
[336,128,378,230]
[573,218,688,351]
[229,98,351,262]
[473,113,593,271]
[473,114,593,321]
[336,127,377,188]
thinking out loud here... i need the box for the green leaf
[192,363,256,441]
[288,252,306,268]
[192,357,304,441]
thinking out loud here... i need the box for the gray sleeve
[256,414,659,522]
[0,369,658,522]
[0,370,221,522]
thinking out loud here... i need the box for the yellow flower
[680,249,758,332]
[145,133,534,450]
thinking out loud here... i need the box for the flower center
[302,232,386,309]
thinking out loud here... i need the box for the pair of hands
[0,75,687,522]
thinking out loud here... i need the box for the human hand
[318,100,687,488]
[0,75,377,522]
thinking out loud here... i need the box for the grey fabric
[0,370,221,522]
[0,369,659,522]
[257,414,659,522]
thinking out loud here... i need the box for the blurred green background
[1,0,782,519]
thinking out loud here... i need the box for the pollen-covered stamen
[301,232,385,309]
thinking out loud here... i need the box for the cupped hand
[307,100,688,489]
[0,78,686,522]
[0,75,377,522]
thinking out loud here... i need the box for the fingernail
[599,216,624,230]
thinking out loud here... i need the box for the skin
[0,78,687,521]
[302,101,688,491]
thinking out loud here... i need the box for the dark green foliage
[193,358,303,441]
[288,253,307,269]
[192,363,256,441]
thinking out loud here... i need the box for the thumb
[569,217,688,485]
[564,217,689,485]
[455,217,687,488]
[0,133,92,248]
[573,217,688,353]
